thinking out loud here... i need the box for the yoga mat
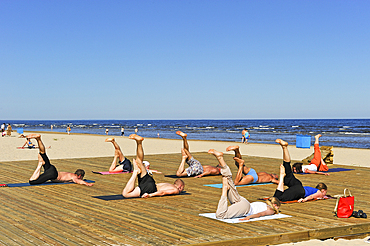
[297,167,355,175]
[0,180,95,188]
[204,182,272,189]
[92,171,130,175]
[199,213,292,223]
[94,191,191,201]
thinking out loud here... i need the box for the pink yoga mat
[92,171,131,175]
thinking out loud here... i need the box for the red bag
[334,189,354,218]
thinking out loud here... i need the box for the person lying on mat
[292,134,330,175]
[208,149,281,220]
[105,138,133,173]
[273,139,327,202]
[122,134,184,198]
[226,145,279,185]
[27,134,93,186]
[175,131,220,178]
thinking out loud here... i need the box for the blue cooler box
[296,135,311,148]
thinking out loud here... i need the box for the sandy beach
[1,131,369,245]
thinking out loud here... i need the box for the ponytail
[266,197,281,214]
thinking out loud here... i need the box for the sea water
[3,119,370,149]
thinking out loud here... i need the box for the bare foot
[233,157,245,167]
[105,138,115,142]
[315,134,322,139]
[176,131,187,138]
[208,149,223,158]
[27,134,41,139]
[19,134,26,138]
[226,145,239,152]
[129,134,144,142]
[275,139,288,147]
[132,159,141,174]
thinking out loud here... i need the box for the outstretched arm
[73,178,94,186]
[298,190,324,202]
[271,178,279,184]
[239,209,275,221]
[142,187,179,198]
[304,169,330,176]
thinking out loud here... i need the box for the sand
[1,131,369,245]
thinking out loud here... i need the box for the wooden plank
[0,152,369,245]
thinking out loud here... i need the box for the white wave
[291,126,299,128]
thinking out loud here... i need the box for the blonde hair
[266,197,281,214]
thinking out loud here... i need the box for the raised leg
[106,138,126,172]
[176,148,189,177]
[29,154,44,181]
[276,139,290,163]
[233,157,254,185]
[129,134,146,177]
[28,134,45,154]
[176,131,193,159]
[122,159,141,198]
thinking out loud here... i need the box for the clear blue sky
[1,1,369,120]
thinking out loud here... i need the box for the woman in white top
[208,149,281,220]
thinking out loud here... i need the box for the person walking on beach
[122,134,185,198]
[6,124,12,136]
[1,123,5,137]
[272,139,327,202]
[105,128,109,135]
[226,145,279,185]
[292,134,329,175]
[67,125,71,135]
[175,131,221,178]
[27,134,93,186]
[208,148,281,220]
[121,127,125,136]
[105,138,133,173]
[242,128,249,144]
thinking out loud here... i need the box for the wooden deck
[0,152,369,245]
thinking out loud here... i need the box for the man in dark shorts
[105,138,132,172]
[28,134,93,186]
[122,134,185,198]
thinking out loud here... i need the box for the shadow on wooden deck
[0,152,369,245]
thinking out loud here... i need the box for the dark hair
[75,169,85,178]
[316,183,327,190]
[292,163,303,173]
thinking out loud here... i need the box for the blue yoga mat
[297,167,355,175]
[2,180,95,187]
[204,182,272,189]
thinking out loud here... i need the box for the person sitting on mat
[208,148,281,220]
[27,134,93,186]
[273,139,327,202]
[175,131,220,178]
[292,134,329,175]
[19,135,51,149]
[226,145,279,185]
[122,134,185,198]
[105,138,133,173]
